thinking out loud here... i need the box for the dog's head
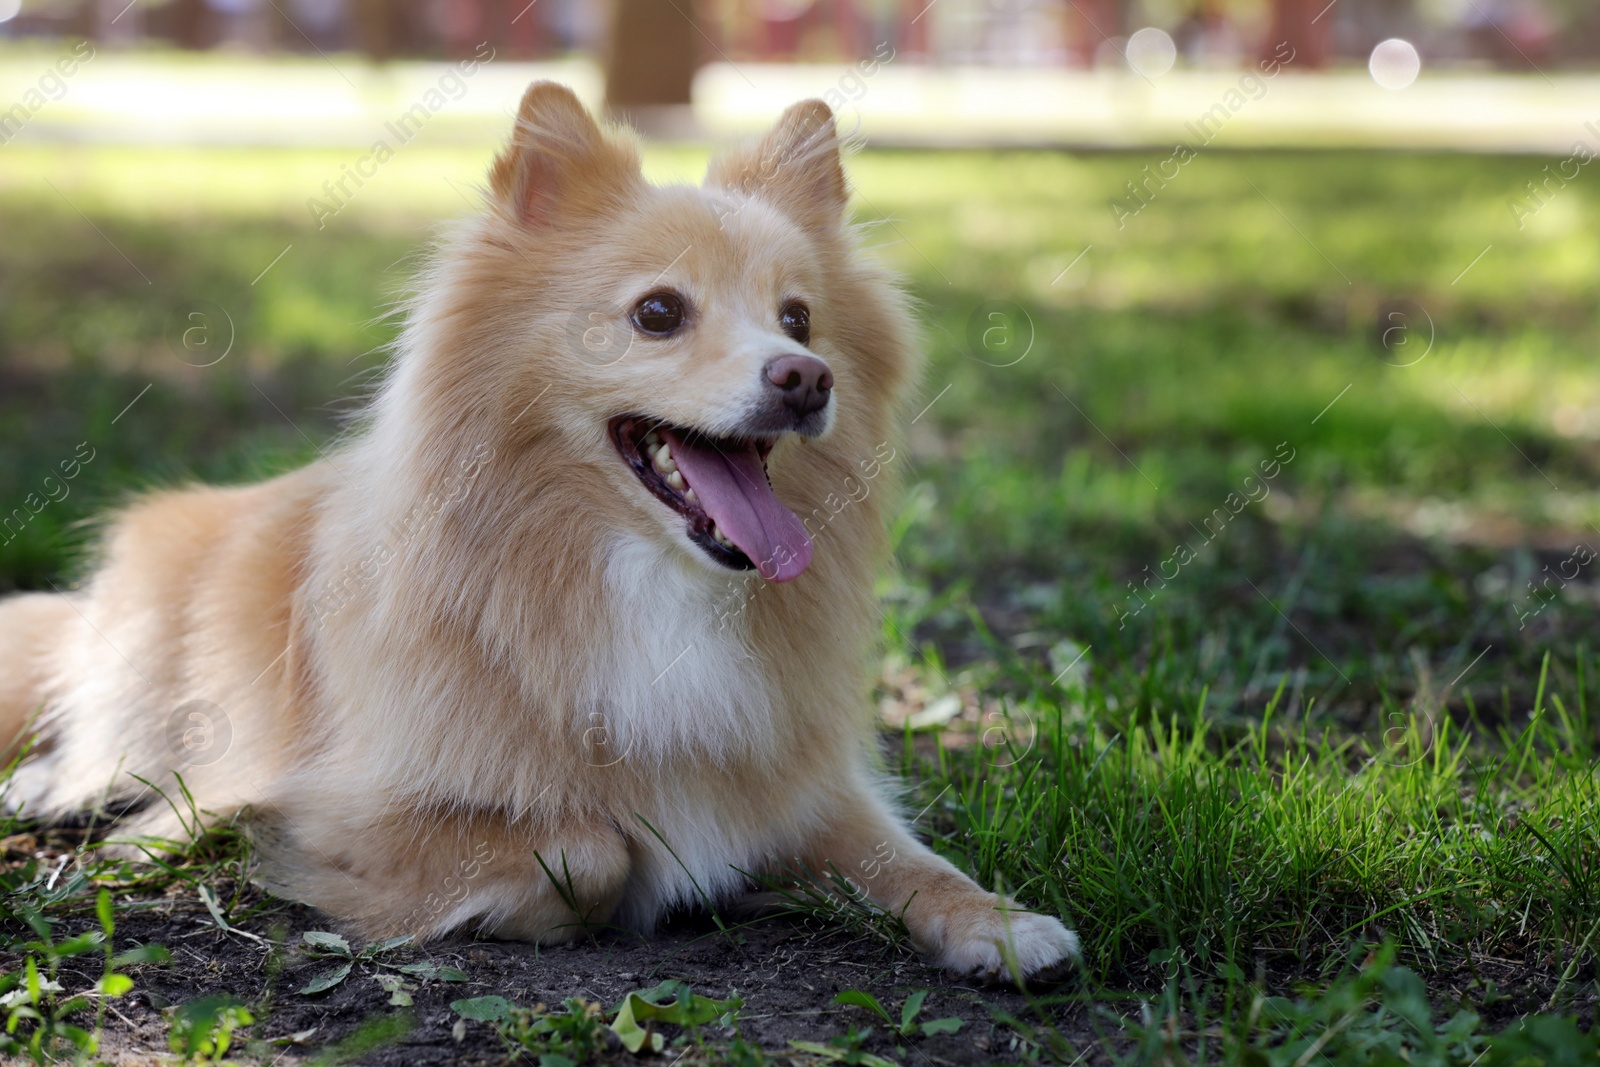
[434,83,909,585]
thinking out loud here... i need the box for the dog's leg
[256,804,632,945]
[793,785,1079,981]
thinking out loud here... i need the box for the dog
[0,83,1078,981]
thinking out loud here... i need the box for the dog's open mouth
[610,416,814,582]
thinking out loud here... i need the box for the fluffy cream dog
[0,84,1077,980]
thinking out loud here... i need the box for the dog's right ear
[489,82,640,227]
[707,99,846,236]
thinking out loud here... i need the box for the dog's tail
[0,592,73,766]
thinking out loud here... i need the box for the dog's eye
[780,303,810,345]
[632,293,685,335]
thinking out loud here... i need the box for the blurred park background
[0,0,1597,752]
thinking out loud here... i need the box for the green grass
[1,140,1598,1062]
[914,653,1599,982]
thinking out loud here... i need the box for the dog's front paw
[923,899,1080,983]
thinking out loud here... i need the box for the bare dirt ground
[62,883,1101,1065]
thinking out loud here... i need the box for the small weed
[166,995,255,1063]
[791,1027,899,1067]
[610,980,743,1053]
[0,857,90,929]
[297,930,467,995]
[834,988,964,1039]
[0,888,164,1065]
[454,980,743,1062]
[455,994,612,1063]
[707,1033,776,1066]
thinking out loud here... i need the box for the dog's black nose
[764,354,833,419]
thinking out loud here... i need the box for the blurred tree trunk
[1065,0,1124,67]
[1263,0,1330,69]
[355,0,396,62]
[604,0,700,113]
[170,0,211,49]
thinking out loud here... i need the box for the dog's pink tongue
[663,430,813,582]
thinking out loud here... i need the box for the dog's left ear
[490,81,641,227]
[707,99,847,235]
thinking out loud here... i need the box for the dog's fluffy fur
[0,84,1077,979]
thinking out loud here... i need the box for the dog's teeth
[652,446,677,475]
[711,525,732,548]
[683,488,697,504]
[666,470,685,491]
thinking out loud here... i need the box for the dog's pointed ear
[489,82,641,226]
[707,99,847,234]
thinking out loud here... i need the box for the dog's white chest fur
[589,537,777,765]
[584,537,810,925]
